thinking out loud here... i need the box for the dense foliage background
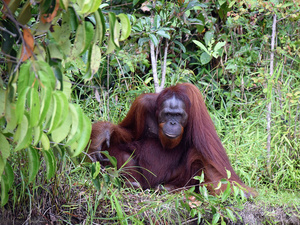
[0,0,299,224]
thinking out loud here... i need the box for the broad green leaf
[90,43,101,75]
[101,151,117,168]
[174,40,186,53]
[82,21,95,53]
[70,113,91,157]
[89,0,102,13]
[193,40,209,54]
[51,110,72,144]
[118,13,131,41]
[38,87,52,125]
[221,182,231,202]
[28,87,40,127]
[108,12,120,47]
[92,162,101,190]
[92,161,101,179]
[70,23,86,58]
[16,86,30,124]
[106,38,115,54]
[15,113,32,151]
[1,178,8,206]
[4,163,14,190]
[212,212,220,225]
[3,102,17,133]
[94,9,105,45]
[17,1,32,25]
[156,29,170,39]
[60,0,69,10]
[149,34,159,47]
[33,125,42,146]
[42,150,56,180]
[27,147,40,183]
[18,61,31,93]
[0,133,10,160]
[37,61,56,89]
[48,91,68,133]
[41,132,50,150]
[66,104,83,145]
[204,30,214,45]
[226,208,236,222]
[0,155,5,180]
[200,52,211,65]
[60,11,71,44]
[226,169,231,179]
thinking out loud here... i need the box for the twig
[266,13,277,171]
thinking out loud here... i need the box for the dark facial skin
[158,96,188,139]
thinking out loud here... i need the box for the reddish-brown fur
[89,83,255,196]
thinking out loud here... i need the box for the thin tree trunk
[266,14,277,171]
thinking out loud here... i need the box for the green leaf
[90,43,101,76]
[17,61,31,93]
[27,147,40,183]
[149,34,159,47]
[82,21,95,53]
[174,40,186,53]
[89,0,102,13]
[118,13,131,41]
[43,150,56,180]
[36,61,56,89]
[17,1,32,25]
[15,113,32,151]
[193,40,209,54]
[3,102,17,133]
[101,151,117,168]
[48,91,68,133]
[4,163,14,190]
[1,178,8,206]
[204,30,214,45]
[66,104,83,145]
[0,133,10,160]
[156,29,170,39]
[60,0,69,10]
[0,89,5,118]
[226,208,236,222]
[200,52,211,65]
[94,9,106,45]
[70,23,86,58]
[70,113,91,157]
[33,125,42,146]
[0,155,5,181]
[51,109,72,144]
[212,212,220,225]
[28,87,40,127]
[16,86,30,124]
[214,41,226,53]
[39,87,52,126]
[41,132,50,150]
[92,161,101,179]
[92,162,101,190]
[221,182,231,202]
[108,12,120,48]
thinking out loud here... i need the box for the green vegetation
[0,0,299,224]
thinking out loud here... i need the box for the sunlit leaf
[43,150,56,180]
[0,133,10,160]
[118,13,131,41]
[70,113,91,157]
[90,43,101,76]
